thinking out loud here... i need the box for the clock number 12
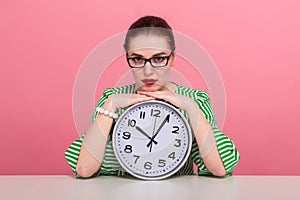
[150,109,161,117]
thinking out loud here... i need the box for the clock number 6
[144,162,152,170]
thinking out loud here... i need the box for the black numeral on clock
[150,109,161,117]
[172,126,179,134]
[144,162,152,170]
[139,111,146,119]
[122,131,131,140]
[128,119,136,127]
[133,155,140,164]
[168,152,176,160]
[124,145,133,153]
[158,159,166,167]
[174,139,181,147]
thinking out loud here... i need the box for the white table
[1,175,299,200]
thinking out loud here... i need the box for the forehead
[127,35,171,53]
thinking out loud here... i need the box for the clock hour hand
[135,126,158,145]
[147,114,170,148]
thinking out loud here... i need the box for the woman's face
[127,35,175,92]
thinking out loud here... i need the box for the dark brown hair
[123,16,176,52]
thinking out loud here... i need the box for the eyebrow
[128,52,169,57]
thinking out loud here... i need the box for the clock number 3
[174,139,181,147]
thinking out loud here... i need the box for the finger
[137,91,184,109]
[128,95,155,106]
[138,91,165,95]
[134,93,156,100]
[138,91,164,99]
[132,98,155,105]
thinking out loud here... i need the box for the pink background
[1,0,300,175]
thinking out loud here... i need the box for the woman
[65,15,240,178]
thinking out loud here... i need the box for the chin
[140,84,162,92]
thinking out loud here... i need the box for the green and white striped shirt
[65,83,240,178]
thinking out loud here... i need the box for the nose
[143,62,153,76]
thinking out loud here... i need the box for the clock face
[112,100,192,180]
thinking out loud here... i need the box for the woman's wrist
[95,96,118,120]
[96,107,118,119]
[103,95,117,113]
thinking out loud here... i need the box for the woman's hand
[106,93,156,112]
[137,90,197,111]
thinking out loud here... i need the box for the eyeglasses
[126,52,174,68]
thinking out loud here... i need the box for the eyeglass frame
[126,52,174,68]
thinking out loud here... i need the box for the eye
[152,57,166,63]
[132,57,144,63]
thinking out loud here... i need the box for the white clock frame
[112,100,192,180]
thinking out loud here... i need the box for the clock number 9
[122,131,131,140]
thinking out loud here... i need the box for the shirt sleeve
[191,90,240,176]
[64,88,115,178]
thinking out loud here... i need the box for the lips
[142,79,157,85]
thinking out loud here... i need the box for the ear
[169,52,176,67]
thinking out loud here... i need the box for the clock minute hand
[135,126,158,145]
[146,114,170,148]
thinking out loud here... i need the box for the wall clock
[112,100,192,180]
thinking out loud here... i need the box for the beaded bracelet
[96,107,118,119]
